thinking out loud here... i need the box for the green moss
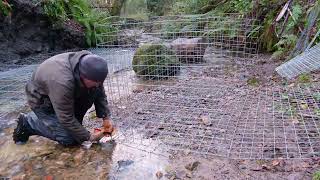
[247,77,260,87]
[132,45,180,80]
[298,74,311,83]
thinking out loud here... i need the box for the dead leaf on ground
[199,115,210,125]
[292,119,299,124]
[272,160,280,166]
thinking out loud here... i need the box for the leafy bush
[313,171,320,180]
[0,0,12,16]
[272,34,297,59]
[146,0,166,16]
[43,0,115,46]
[132,45,180,80]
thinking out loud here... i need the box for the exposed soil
[0,0,86,64]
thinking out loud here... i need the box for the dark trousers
[25,95,94,146]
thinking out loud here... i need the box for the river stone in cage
[170,37,207,63]
[132,44,180,80]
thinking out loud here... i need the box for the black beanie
[79,54,109,82]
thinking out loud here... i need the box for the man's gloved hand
[102,118,114,134]
[89,129,105,142]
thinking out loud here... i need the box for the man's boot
[12,113,32,144]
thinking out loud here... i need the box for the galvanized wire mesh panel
[2,14,320,160]
[0,65,36,125]
[276,43,320,79]
[107,72,320,159]
[92,15,320,159]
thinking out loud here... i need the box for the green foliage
[171,0,210,15]
[298,73,311,83]
[247,77,260,87]
[0,0,12,16]
[43,0,67,21]
[161,21,183,38]
[313,92,320,101]
[132,45,180,80]
[272,34,297,59]
[121,0,148,20]
[42,0,114,46]
[146,0,166,16]
[168,0,312,57]
[231,0,253,14]
[313,171,320,180]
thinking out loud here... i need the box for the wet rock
[10,164,23,176]
[156,171,163,179]
[171,38,207,63]
[185,161,200,171]
[164,168,176,179]
[175,170,187,179]
[73,149,85,165]
[55,161,65,166]
[34,164,43,170]
[186,172,192,178]
[59,152,71,161]
[12,174,26,179]
[117,160,134,171]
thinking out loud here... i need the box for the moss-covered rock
[132,44,180,79]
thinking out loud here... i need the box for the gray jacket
[25,50,111,143]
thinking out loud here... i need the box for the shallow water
[0,126,169,179]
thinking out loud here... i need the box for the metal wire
[276,43,320,79]
[2,15,320,160]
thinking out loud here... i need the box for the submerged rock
[185,161,200,171]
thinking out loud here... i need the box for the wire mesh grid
[0,65,37,122]
[93,15,320,159]
[1,14,320,159]
[276,43,320,79]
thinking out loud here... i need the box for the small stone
[117,160,134,171]
[176,170,186,179]
[73,150,85,165]
[199,115,210,126]
[55,161,65,166]
[185,161,200,171]
[156,171,163,179]
[10,164,23,176]
[12,174,26,180]
[59,152,71,160]
[34,164,43,170]
[186,172,192,178]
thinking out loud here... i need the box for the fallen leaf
[301,162,310,168]
[272,160,280,166]
[156,171,163,179]
[292,119,299,124]
[199,115,210,125]
[288,83,295,88]
[300,103,308,110]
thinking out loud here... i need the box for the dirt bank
[0,0,86,64]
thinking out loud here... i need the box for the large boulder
[132,44,180,80]
[170,37,208,63]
